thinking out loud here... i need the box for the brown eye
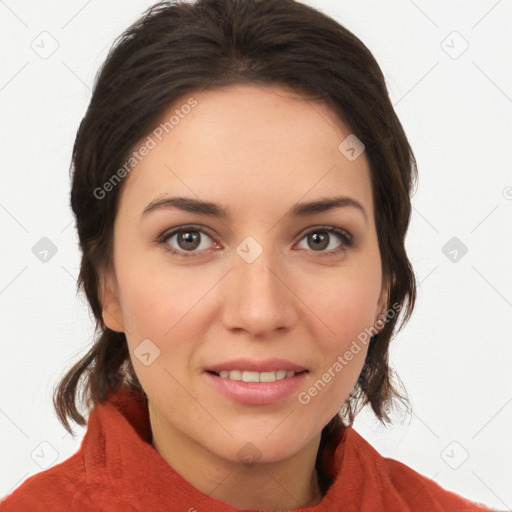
[297,227,353,255]
[307,231,330,251]
[176,230,201,251]
[159,226,218,257]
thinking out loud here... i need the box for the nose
[221,248,298,338]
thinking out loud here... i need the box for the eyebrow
[141,195,368,223]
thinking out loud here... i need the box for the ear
[375,277,390,328]
[99,267,125,332]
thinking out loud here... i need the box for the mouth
[203,365,309,405]
[206,369,308,383]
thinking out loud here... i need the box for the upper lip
[205,358,308,373]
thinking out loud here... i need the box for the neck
[149,403,324,510]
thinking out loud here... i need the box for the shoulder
[1,450,93,511]
[344,428,494,511]
[381,457,493,511]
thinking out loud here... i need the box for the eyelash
[157,224,354,259]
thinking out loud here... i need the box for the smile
[209,370,304,382]
[204,370,308,405]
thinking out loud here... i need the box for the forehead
[120,84,373,222]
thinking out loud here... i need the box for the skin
[100,84,388,510]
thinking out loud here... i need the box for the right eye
[158,225,221,258]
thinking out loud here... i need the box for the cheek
[113,239,200,336]
[115,257,217,378]
[117,277,164,339]
[297,280,375,422]
[299,260,383,342]
[116,268,200,395]
[295,259,381,409]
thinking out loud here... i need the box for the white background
[1,0,511,509]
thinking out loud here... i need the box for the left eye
[296,227,353,254]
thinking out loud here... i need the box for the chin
[215,427,318,466]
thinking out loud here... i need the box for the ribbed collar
[82,385,353,510]
[78,385,483,511]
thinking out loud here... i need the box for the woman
[1,0,495,510]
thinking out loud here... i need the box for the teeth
[227,370,242,380]
[243,371,260,382]
[259,371,278,382]
[215,370,300,382]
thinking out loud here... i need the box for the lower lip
[204,371,308,405]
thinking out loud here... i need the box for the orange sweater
[2,386,495,511]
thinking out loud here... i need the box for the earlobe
[99,269,125,332]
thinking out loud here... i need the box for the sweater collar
[82,384,360,511]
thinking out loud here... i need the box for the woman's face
[101,84,387,465]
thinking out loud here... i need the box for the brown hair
[55,0,417,490]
